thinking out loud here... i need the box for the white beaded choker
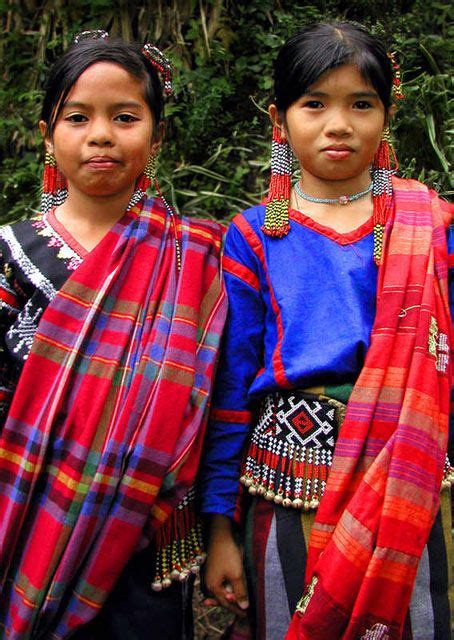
[294,180,373,206]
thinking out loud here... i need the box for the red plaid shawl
[0,197,226,638]
[287,179,453,639]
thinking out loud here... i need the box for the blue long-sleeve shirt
[200,196,454,518]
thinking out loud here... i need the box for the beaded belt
[240,391,346,510]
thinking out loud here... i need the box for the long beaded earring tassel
[128,155,157,209]
[41,152,67,216]
[137,154,156,193]
[372,127,397,266]
[262,126,292,238]
[135,154,182,272]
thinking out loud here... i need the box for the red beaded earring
[41,152,68,215]
[261,125,292,238]
[371,52,404,265]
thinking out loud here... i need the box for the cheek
[369,130,385,158]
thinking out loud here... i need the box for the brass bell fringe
[441,455,454,489]
[151,488,205,591]
[240,437,332,511]
[239,392,337,511]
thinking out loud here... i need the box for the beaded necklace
[294,180,373,206]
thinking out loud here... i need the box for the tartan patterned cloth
[286,179,453,639]
[0,196,226,639]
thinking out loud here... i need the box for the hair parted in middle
[273,22,394,114]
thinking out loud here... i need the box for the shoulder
[0,217,40,254]
[392,176,453,228]
[143,196,225,252]
[231,204,266,235]
[224,205,267,250]
[180,216,226,259]
[392,176,428,192]
[0,216,38,236]
[182,216,225,243]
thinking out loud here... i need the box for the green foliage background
[0,0,452,226]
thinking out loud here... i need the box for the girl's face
[40,62,160,201]
[271,64,389,189]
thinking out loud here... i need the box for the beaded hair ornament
[262,49,404,266]
[41,30,173,215]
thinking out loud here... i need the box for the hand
[202,514,249,616]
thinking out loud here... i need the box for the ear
[39,120,54,155]
[385,104,397,127]
[268,104,287,140]
[150,120,165,156]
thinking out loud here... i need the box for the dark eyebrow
[62,100,144,109]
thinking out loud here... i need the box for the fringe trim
[151,487,205,591]
[239,392,453,511]
[442,455,454,488]
[240,393,339,510]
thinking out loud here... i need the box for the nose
[87,117,114,146]
[324,108,353,137]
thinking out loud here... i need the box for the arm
[0,249,24,422]
[199,216,265,613]
[447,223,454,463]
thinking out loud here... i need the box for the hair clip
[141,44,173,95]
[74,30,109,44]
[388,51,404,101]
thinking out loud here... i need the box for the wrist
[209,513,235,541]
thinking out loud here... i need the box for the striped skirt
[241,392,452,640]
[242,491,452,640]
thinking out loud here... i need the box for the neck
[53,186,137,253]
[56,187,134,228]
[299,169,371,200]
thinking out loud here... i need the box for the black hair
[274,22,393,113]
[41,38,164,139]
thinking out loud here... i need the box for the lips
[85,156,120,169]
[322,145,354,160]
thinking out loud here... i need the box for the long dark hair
[41,38,164,138]
[274,22,393,113]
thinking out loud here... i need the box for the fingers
[203,579,249,616]
[230,575,249,611]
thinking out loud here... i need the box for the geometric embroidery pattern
[241,391,339,510]
[274,394,336,448]
[360,623,390,639]
[33,213,83,272]
[6,299,43,360]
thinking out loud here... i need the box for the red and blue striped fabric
[0,196,226,638]
[286,179,453,639]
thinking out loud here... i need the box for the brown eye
[354,101,372,110]
[303,100,323,109]
[115,114,139,123]
[65,114,87,123]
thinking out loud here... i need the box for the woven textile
[286,179,453,639]
[0,196,226,639]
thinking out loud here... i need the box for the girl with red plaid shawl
[0,34,226,639]
[200,22,453,640]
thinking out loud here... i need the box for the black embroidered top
[0,211,86,416]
